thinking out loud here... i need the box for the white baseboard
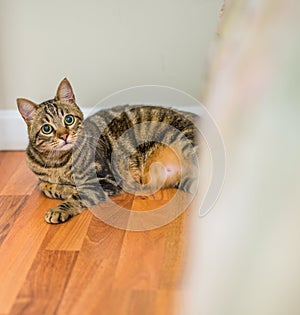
[0,105,200,151]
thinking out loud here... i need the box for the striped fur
[17,78,200,224]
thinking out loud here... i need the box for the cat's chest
[28,156,74,185]
[46,165,73,185]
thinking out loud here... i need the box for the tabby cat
[17,78,199,224]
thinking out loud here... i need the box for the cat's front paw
[45,208,71,224]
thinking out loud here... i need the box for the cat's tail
[139,145,182,192]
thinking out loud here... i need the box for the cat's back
[76,105,200,194]
[85,104,199,138]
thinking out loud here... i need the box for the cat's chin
[56,143,74,152]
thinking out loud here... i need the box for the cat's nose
[60,134,68,142]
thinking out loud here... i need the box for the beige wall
[0,0,222,110]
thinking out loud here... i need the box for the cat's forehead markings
[37,100,65,127]
[59,107,65,116]
[41,101,59,118]
[43,116,50,123]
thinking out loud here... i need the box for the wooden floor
[0,151,193,315]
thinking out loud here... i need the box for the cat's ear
[17,98,38,124]
[56,78,75,103]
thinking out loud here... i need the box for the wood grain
[0,152,36,195]
[113,228,166,290]
[0,189,59,314]
[44,211,93,251]
[0,151,192,315]
[56,217,127,315]
[0,195,28,246]
[10,250,78,315]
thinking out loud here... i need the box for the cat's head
[17,78,83,153]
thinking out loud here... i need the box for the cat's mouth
[56,139,75,151]
[59,143,74,151]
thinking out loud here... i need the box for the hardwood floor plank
[62,254,122,315]
[44,211,93,251]
[0,151,190,315]
[159,214,187,290]
[56,216,128,315]
[10,250,78,315]
[102,289,156,315]
[0,152,25,193]
[128,290,156,315]
[88,193,135,230]
[105,289,131,315]
[113,227,166,291]
[0,196,28,246]
[0,152,36,195]
[56,192,189,315]
[155,290,181,315]
[112,190,189,292]
[126,189,192,231]
[0,189,60,314]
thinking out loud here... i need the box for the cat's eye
[41,124,53,134]
[64,115,75,126]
